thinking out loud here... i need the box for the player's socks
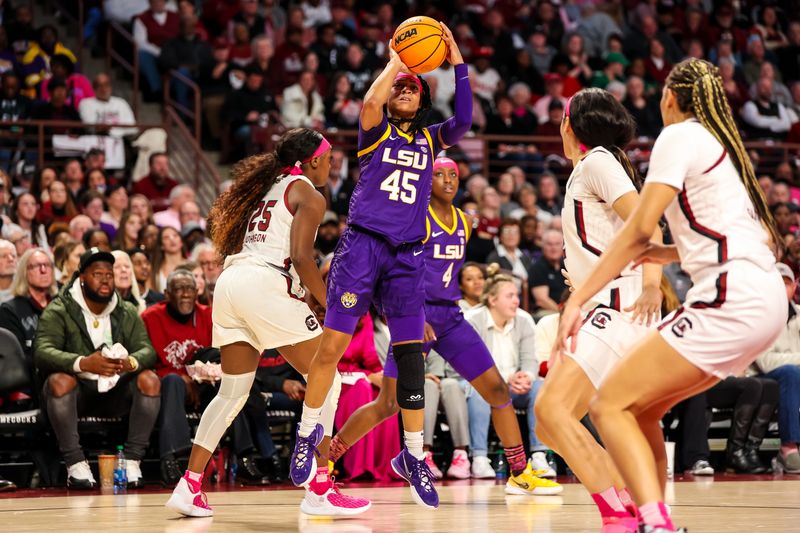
[308,466,330,496]
[617,487,638,517]
[329,434,350,463]
[639,502,674,530]
[184,470,202,492]
[504,444,527,476]
[404,430,425,460]
[592,487,628,518]
[298,404,322,437]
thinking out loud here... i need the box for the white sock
[404,430,424,460]
[298,403,322,437]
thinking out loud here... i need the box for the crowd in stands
[1,0,800,491]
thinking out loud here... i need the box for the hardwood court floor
[1,478,799,532]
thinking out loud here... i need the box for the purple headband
[564,96,588,154]
[281,136,332,175]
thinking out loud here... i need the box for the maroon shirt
[132,174,178,212]
[137,9,180,48]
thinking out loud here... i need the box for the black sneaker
[66,461,97,490]
[161,456,183,486]
[265,454,285,483]
[237,454,270,486]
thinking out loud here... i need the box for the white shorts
[212,263,322,351]
[567,307,653,389]
[658,261,787,379]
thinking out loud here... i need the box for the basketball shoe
[424,451,443,480]
[391,448,439,509]
[300,470,371,516]
[446,450,471,479]
[166,473,213,517]
[504,464,563,496]
[290,423,323,486]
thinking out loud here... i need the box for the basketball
[391,16,447,74]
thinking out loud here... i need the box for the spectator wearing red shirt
[143,270,268,486]
[132,153,178,212]
[270,26,307,92]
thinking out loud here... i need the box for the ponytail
[567,88,641,191]
[208,128,327,259]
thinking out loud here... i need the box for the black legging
[706,376,779,449]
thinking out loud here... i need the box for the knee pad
[193,371,255,453]
[394,343,425,410]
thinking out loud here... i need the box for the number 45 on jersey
[380,170,420,204]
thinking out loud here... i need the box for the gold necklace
[92,318,100,328]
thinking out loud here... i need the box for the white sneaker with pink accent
[424,450,444,480]
[446,450,471,479]
[300,478,372,516]
[165,476,214,517]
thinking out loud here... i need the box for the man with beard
[34,248,159,489]
[142,270,269,486]
[315,211,340,259]
[132,152,179,212]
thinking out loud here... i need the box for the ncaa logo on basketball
[591,311,611,330]
[394,28,418,45]
[341,292,358,309]
[305,315,319,331]
[672,317,693,338]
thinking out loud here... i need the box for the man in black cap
[34,247,159,490]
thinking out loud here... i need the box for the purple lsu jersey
[348,115,443,247]
[423,205,471,302]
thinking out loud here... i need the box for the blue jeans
[138,50,162,95]
[764,365,800,443]
[462,378,546,457]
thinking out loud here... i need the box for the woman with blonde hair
[111,250,145,314]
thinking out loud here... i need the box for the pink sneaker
[165,476,213,517]
[446,450,471,479]
[300,477,372,516]
[424,450,443,480]
[600,515,639,533]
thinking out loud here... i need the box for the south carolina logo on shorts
[340,292,358,309]
[305,315,319,331]
[671,317,693,338]
[591,311,612,330]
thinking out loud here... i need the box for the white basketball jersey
[223,174,315,299]
[562,147,642,311]
[646,120,775,301]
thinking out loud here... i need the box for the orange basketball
[391,16,447,74]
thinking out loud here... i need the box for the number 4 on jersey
[442,262,454,288]
[248,200,277,232]
[380,169,420,204]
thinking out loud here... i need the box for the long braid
[666,59,782,254]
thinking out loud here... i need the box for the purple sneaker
[391,448,439,509]
[290,423,323,487]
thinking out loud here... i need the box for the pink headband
[282,136,332,175]
[394,72,423,93]
[564,96,588,154]
[433,157,459,177]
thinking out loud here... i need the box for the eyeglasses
[199,260,218,268]
[27,262,52,271]
[88,272,114,281]
[0,253,16,260]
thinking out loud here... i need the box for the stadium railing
[164,70,203,143]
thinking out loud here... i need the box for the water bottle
[113,445,127,493]
[495,451,507,479]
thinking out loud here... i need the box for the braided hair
[386,76,433,137]
[665,58,781,253]
[208,128,325,259]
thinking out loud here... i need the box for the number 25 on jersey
[380,170,419,204]
[249,200,277,233]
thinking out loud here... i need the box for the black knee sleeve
[394,342,425,410]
